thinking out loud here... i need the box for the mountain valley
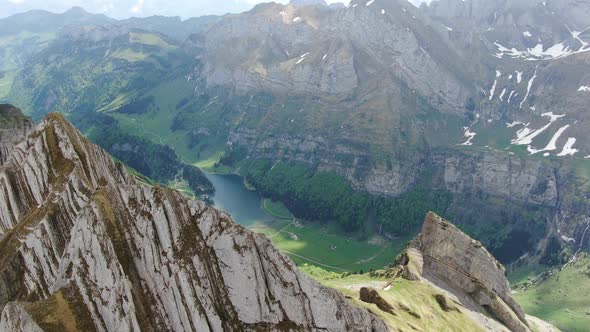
[1,0,590,330]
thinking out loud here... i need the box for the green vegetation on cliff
[241,159,452,236]
[70,110,213,196]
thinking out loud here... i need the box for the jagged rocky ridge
[0,109,387,331]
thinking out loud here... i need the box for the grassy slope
[112,78,229,165]
[252,218,408,273]
[300,265,485,331]
[514,254,590,332]
[0,31,56,99]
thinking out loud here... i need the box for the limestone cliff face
[199,0,472,113]
[395,212,557,332]
[0,105,34,165]
[229,125,559,206]
[436,150,559,207]
[0,112,387,331]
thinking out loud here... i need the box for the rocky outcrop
[359,287,395,315]
[0,105,33,165]
[0,112,387,331]
[398,212,532,332]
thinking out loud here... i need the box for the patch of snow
[293,17,301,23]
[296,52,309,65]
[544,152,550,157]
[499,88,507,101]
[508,74,513,80]
[507,90,516,103]
[520,68,537,109]
[381,9,385,14]
[511,112,564,146]
[578,86,590,92]
[445,25,453,31]
[523,31,532,37]
[542,112,565,122]
[461,128,477,146]
[366,0,375,6]
[402,8,406,12]
[515,71,523,83]
[561,235,576,243]
[494,38,590,61]
[557,137,579,156]
[527,124,570,155]
[322,54,327,60]
[506,121,524,128]
[567,25,589,48]
[489,80,498,100]
[496,70,501,77]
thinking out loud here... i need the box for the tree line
[241,159,452,235]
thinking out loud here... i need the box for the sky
[0,0,430,19]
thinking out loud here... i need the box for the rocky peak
[0,112,387,331]
[396,212,542,332]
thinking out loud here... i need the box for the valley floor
[512,254,590,332]
[252,218,408,273]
